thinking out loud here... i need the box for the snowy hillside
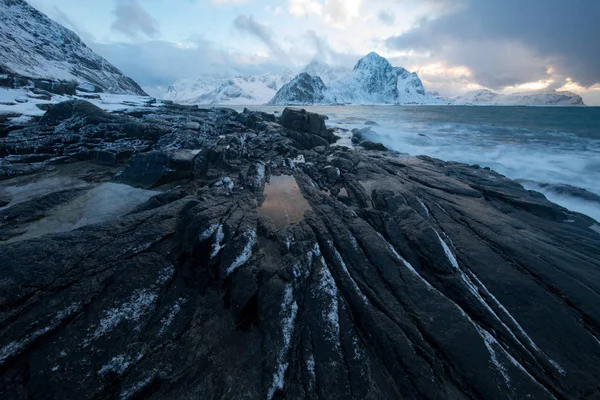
[0,0,146,95]
[164,72,294,105]
[270,52,440,105]
[450,88,585,106]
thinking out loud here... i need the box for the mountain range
[447,88,585,106]
[165,54,586,107]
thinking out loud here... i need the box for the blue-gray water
[236,105,600,221]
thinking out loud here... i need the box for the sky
[27,0,600,104]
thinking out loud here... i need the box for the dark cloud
[233,15,290,63]
[377,10,395,26]
[111,0,160,39]
[385,0,600,88]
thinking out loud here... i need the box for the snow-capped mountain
[268,73,339,105]
[164,72,294,105]
[0,0,146,95]
[270,52,440,105]
[303,60,349,85]
[450,88,585,106]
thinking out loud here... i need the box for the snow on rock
[98,354,140,376]
[316,257,341,345]
[90,265,174,341]
[267,284,299,400]
[226,230,257,275]
[210,225,225,258]
[0,87,156,120]
[0,303,81,366]
[0,0,145,95]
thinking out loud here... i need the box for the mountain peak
[354,52,390,71]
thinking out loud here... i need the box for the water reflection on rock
[258,175,312,231]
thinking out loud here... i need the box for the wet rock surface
[1,103,599,400]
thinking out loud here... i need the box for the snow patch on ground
[436,232,459,269]
[0,87,156,119]
[267,284,299,400]
[329,240,369,304]
[158,298,187,336]
[0,303,80,366]
[416,197,430,217]
[98,354,137,376]
[210,225,225,258]
[317,257,341,345]
[377,232,435,291]
[199,224,219,241]
[92,289,158,340]
[227,230,257,275]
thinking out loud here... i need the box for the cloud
[111,0,160,39]
[90,38,287,87]
[385,0,600,88]
[233,15,290,63]
[377,10,395,26]
[287,0,362,28]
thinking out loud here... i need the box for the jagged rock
[0,101,599,400]
[359,140,387,151]
[279,107,336,147]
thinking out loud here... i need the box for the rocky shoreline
[1,101,599,399]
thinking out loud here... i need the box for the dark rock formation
[269,72,334,105]
[0,100,599,400]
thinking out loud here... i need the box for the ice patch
[591,224,600,234]
[227,230,257,275]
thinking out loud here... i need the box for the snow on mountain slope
[271,52,440,105]
[164,77,222,104]
[328,52,399,104]
[0,0,146,95]
[165,72,294,105]
[451,88,585,106]
[268,73,339,105]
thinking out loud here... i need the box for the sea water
[235,105,600,222]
